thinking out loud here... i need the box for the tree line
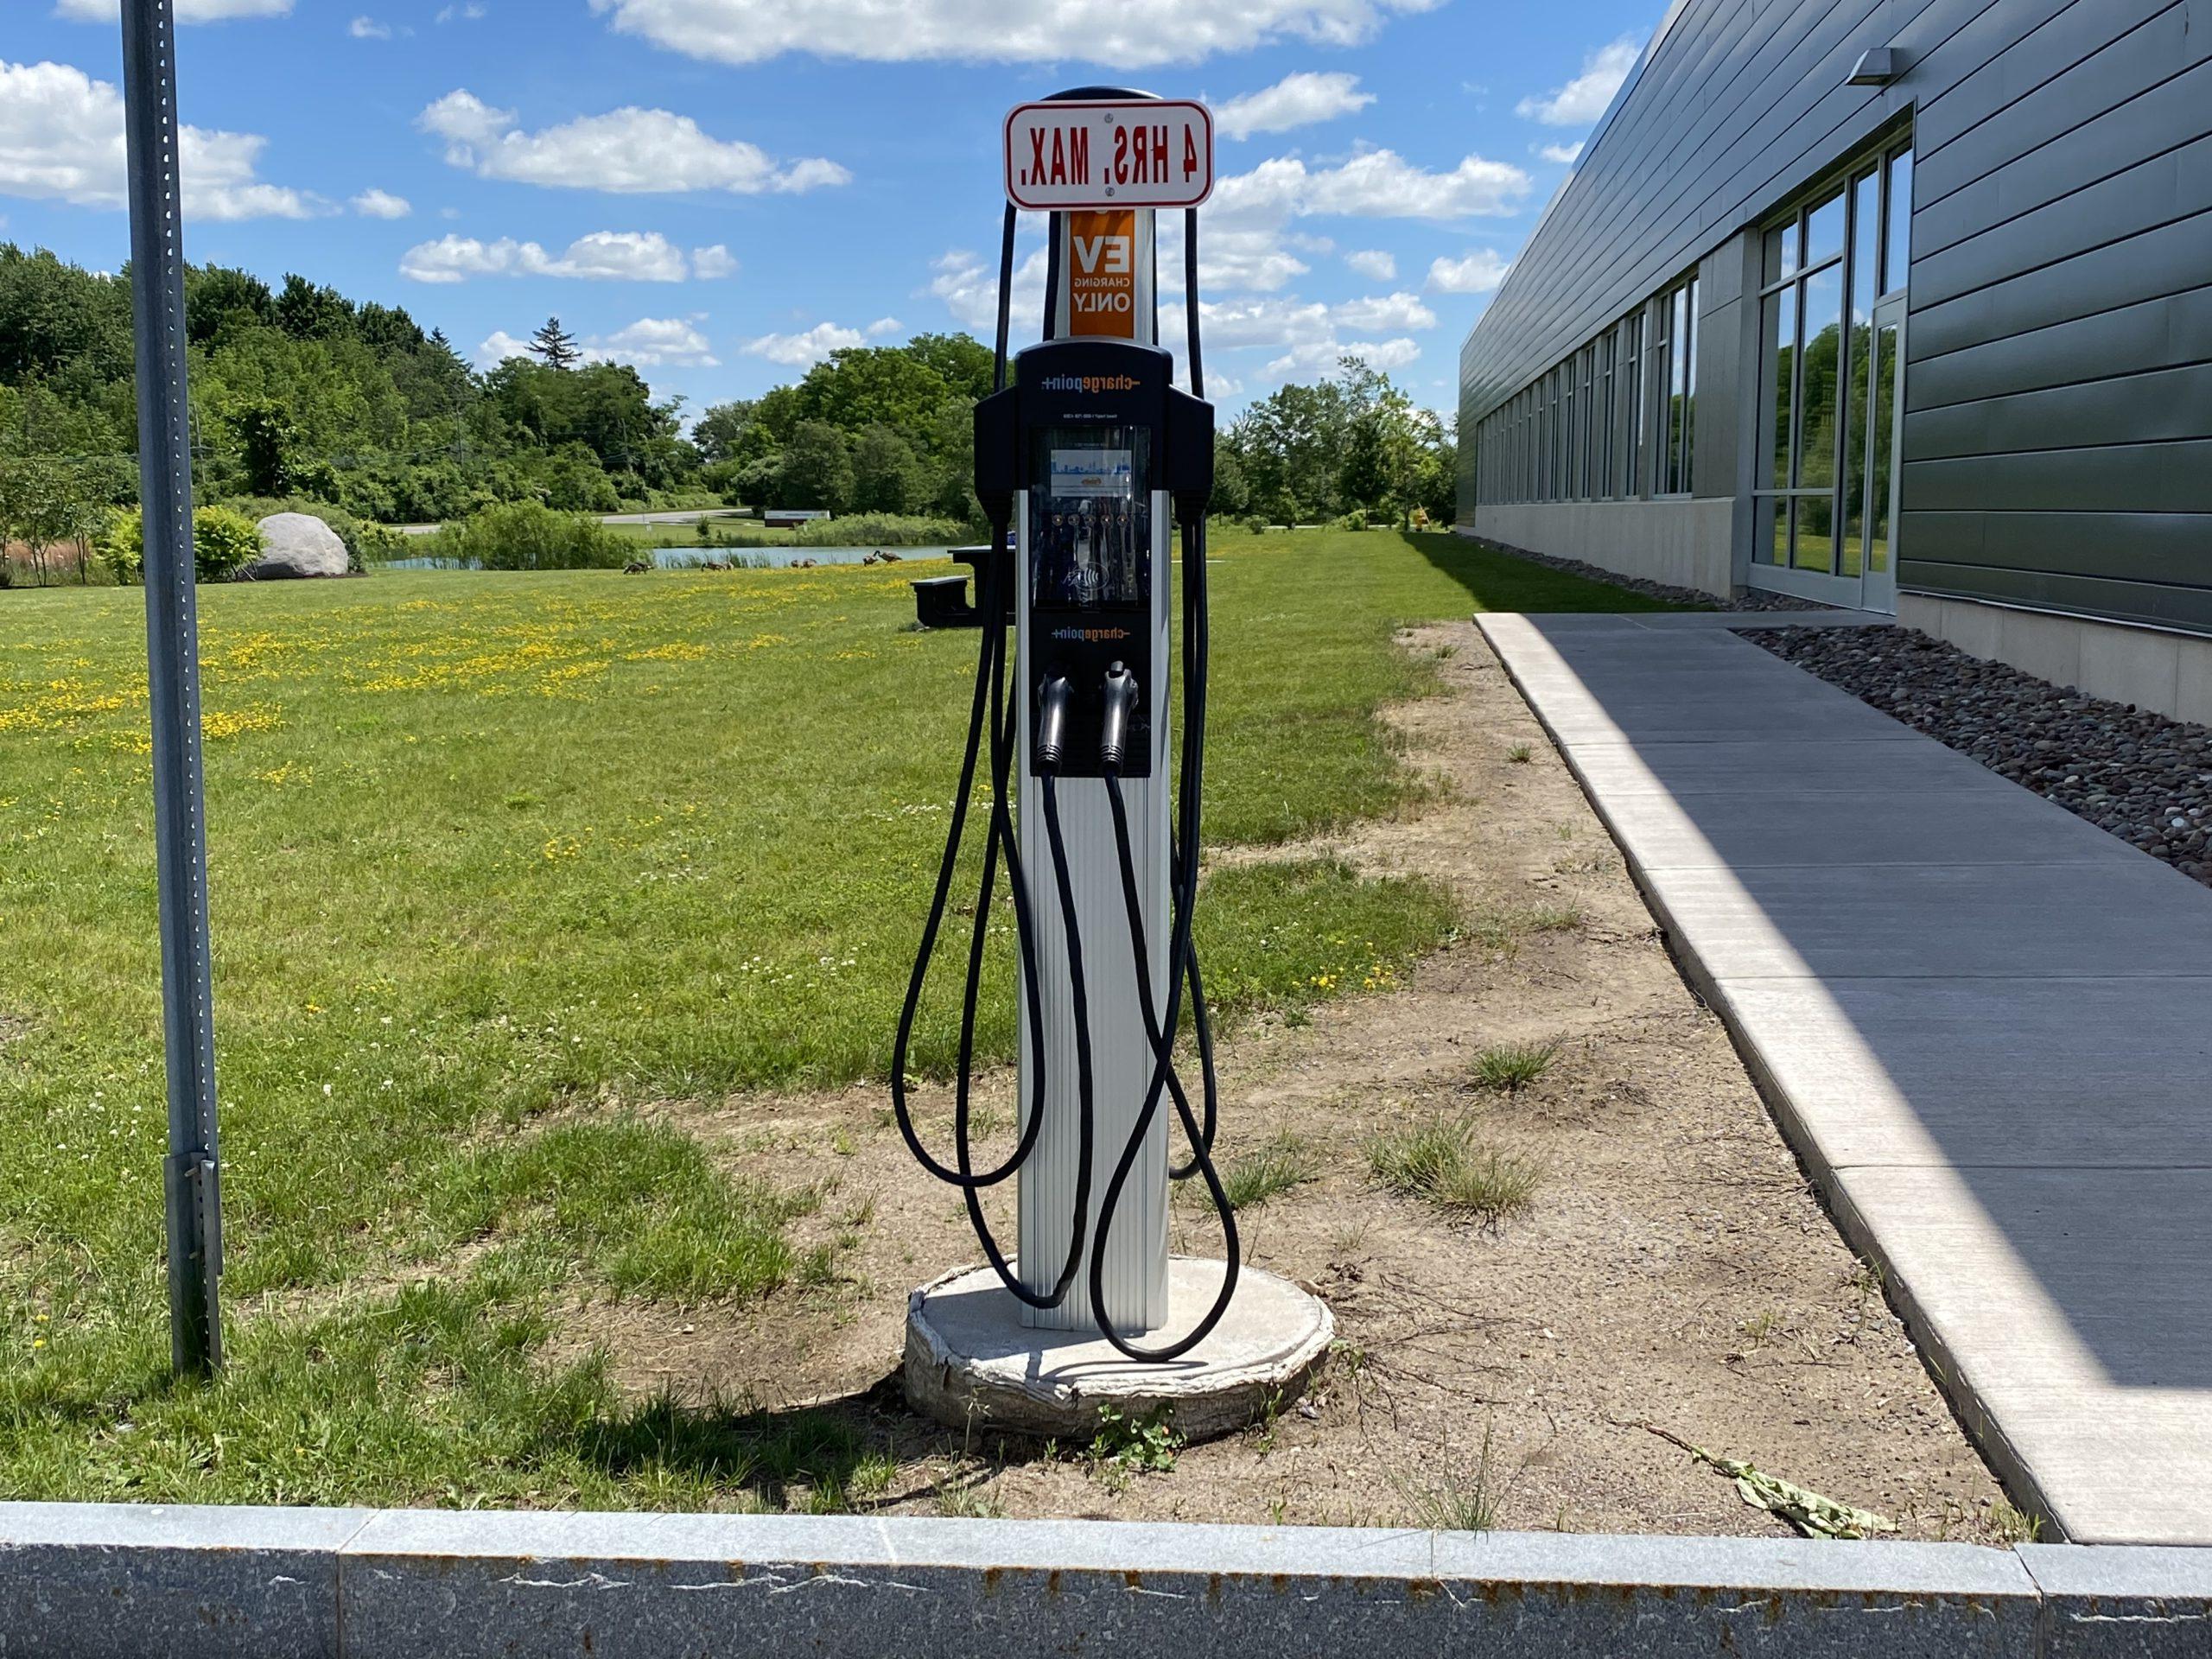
[1215,359,1456,530]
[2,238,1459,587]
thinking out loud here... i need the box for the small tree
[773,421,854,512]
[0,460,32,586]
[0,458,79,587]
[529,316,582,372]
[1210,436,1252,518]
[849,423,924,515]
[224,397,302,498]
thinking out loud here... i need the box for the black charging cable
[893,196,1234,1354]
[887,205,1098,1313]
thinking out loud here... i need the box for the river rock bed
[1751,625,2212,886]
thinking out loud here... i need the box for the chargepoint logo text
[1039,373,1141,395]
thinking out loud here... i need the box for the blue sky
[2,0,1656,422]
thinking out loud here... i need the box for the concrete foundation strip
[2,1501,2209,1656]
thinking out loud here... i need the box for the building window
[1596,332,1614,499]
[1563,357,1578,500]
[1641,274,1696,496]
[1619,311,1643,497]
[1755,137,1913,575]
[1548,366,1562,499]
[1580,345,1597,499]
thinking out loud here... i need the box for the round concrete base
[903,1258,1334,1442]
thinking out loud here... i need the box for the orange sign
[1066,208,1138,338]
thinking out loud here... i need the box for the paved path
[1478,609,2212,1547]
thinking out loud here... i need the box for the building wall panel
[1461,0,2212,629]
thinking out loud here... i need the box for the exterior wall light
[1848,47,1903,86]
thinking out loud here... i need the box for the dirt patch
[563,623,2015,1541]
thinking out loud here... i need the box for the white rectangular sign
[1004,99,1213,211]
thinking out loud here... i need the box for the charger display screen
[1031,427,1149,611]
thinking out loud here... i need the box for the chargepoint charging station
[897,91,1332,1438]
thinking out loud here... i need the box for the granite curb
[10,1500,2209,1656]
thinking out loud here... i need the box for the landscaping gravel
[1751,625,2212,887]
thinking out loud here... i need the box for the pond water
[378,545,954,573]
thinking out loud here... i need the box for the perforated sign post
[120,0,225,1379]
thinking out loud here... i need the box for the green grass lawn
[0,529,1666,1508]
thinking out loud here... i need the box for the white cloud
[590,0,1440,67]
[1427,248,1510,294]
[589,316,717,366]
[351,187,412,218]
[690,244,737,279]
[1159,214,1310,295]
[1192,292,1434,351]
[1154,289,1428,387]
[741,321,869,366]
[477,329,534,365]
[1153,146,1525,308]
[1517,35,1641,126]
[1329,290,1435,331]
[435,2,486,18]
[866,316,902,337]
[1213,148,1530,225]
[478,316,718,369]
[419,92,849,195]
[1266,334,1418,378]
[1539,140,1585,165]
[349,15,391,36]
[57,0,289,19]
[0,58,319,220]
[930,245,1048,333]
[1215,71,1373,140]
[1344,248,1395,281]
[400,230,696,283]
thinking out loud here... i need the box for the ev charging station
[897,92,1332,1433]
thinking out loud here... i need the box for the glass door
[1860,293,1904,614]
[1750,137,1911,611]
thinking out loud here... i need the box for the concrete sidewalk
[1478,610,2212,1548]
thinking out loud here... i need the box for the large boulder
[244,512,349,580]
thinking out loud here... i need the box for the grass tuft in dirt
[1468,902,1586,951]
[1468,1039,1560,1093]
[1990,1498,2044,1544]
[1215,1133,1322,1210]
[1367,1116,1541,1224]
[1401,1423,1501,1532]
[934,1476,1006,1518]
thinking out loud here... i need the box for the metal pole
[120,0,223,1377]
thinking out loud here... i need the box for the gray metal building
[1458,0,2212,720]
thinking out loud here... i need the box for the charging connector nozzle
[1099,664,1139,774]
[1036,674,1074,772]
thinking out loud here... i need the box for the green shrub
[193,506,263,580]
[100,507,143,584]
[100,505,264,584]
[420,501,632,571]
[790,512,971,548]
